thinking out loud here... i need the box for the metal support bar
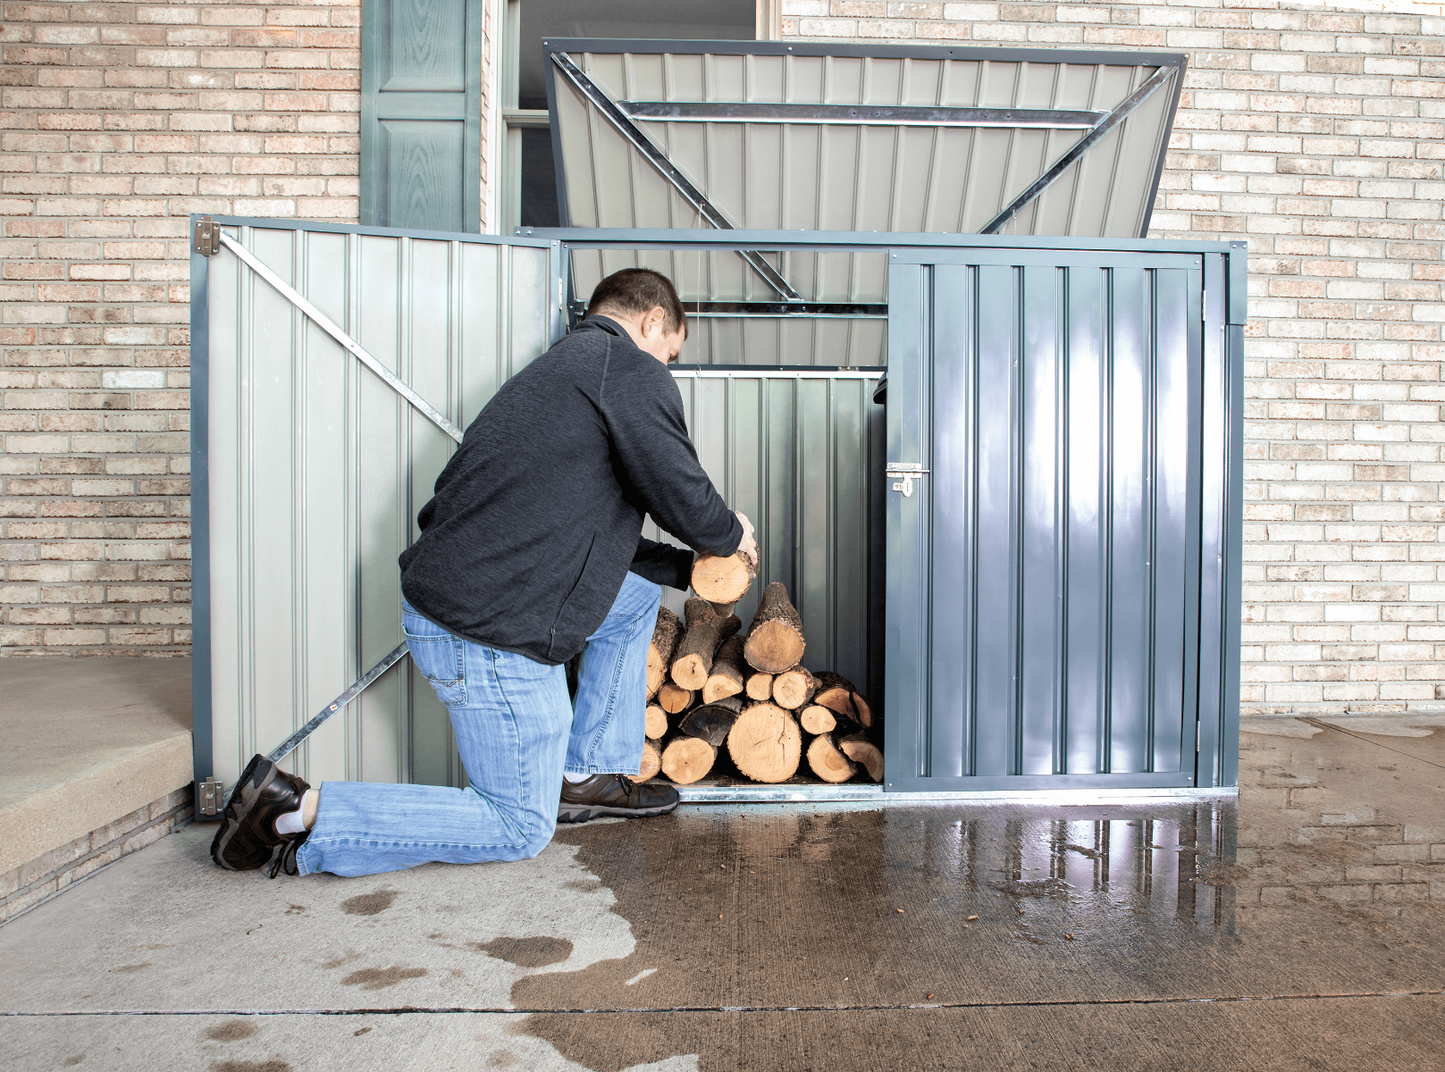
[266,643,411,764]
[568,299,887,320]
[217,230,466,445]
[619,101,1109,129]
[549,51,803,303]
[980,64,1178,235]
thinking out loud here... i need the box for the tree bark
[839,734,884,782]
[743,581,806,673]
[678,694,742,747]
[798,704,836,735]
[646,606,682,699]
[744,670,775,702]
[657,681,694,715]
[633,739,662,782]
[702,635,746,703]
[806,733,858,784]
[726,702,802,783]
[660,734,716,785]
[670,597,741,691]
[644,703,669,740]
[771,666,816,710]
[690,551,755,608]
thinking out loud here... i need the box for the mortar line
[6,989,1442,1018]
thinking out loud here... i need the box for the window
[494,0,773,234]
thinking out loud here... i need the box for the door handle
[886,463,929,497]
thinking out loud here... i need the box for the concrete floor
[2,715,1444,1071]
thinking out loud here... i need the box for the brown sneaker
[210,754,310,873]
[558,774,679,823]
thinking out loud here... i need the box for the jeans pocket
[403,632,468,707]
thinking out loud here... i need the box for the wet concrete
[2,716,1443,1070]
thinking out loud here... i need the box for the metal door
[192,217,560,794]
[885,247,1239,791]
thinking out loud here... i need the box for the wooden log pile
[637,553,883,786]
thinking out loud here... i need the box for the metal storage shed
[189,40,1241,806]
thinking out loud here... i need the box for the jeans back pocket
[402,631,468,708]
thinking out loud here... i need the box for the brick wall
[0,1,362,655]
[4,1,1445,718]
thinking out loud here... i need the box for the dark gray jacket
[398,316,742,664]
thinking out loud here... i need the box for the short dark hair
[585,268,688,338]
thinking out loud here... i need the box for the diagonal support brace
[550,51,803,303]
[217,230,465,444]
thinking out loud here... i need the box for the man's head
[585,268,688,364]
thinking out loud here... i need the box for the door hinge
[193,215,220,256]
[195,776,224,817]
[886,463,929,497]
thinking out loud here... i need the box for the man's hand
[734,511,759,572]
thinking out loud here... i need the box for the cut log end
[798,704,836,735]
[690,552,755,605]
[744,671,775,702]
[743,581,806,674]
[657,682,694,715]
[632,739,662,782]
[806,733,858,784]
[726,702,802,784]
[645,704,669,740]
[839,734,884,782]
[661,736,716,785]
[772,666,816,710]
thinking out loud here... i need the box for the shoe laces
[269,834,306,879]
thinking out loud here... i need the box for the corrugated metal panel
[886,248,1221,792]
[197,220,556,792]
[546,42,1182,364]
[645,370,885,698]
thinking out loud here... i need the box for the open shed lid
[545,40,1185,262]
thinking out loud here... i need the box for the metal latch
[886,463,928,497]
[195,777,224,818]
[193,215,220,256]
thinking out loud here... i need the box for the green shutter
[361,0,482,233]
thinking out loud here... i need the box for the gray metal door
[192,217,559,794]
[885,248,1227,791]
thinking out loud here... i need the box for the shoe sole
[210,756,280,870]
[557,800,679,823]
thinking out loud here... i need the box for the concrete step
[0,656,193,924]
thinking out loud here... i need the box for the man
[211,268,759,878]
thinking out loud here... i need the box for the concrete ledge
[0,656,193,915]
[0,786,193,925]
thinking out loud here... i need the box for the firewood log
[702,636,746,703]
[743,581,806,673]
[678,695,742,747]
[806,732,858,784]
[726,702,801,783]
[813,671,865,724]
[646,606,682,698]
[771,666,816,710]
[657,681,694,715]
[839,734,884,782]
[744,669,774,702]
[798,704,836,735]
[661,733,716,785]
[670,597,741,691]
[690,551,755,609]
[632,738,662,782]
[645,703,669,740]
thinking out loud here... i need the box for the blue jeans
[296,571,662,877]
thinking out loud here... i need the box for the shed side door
[885,250,1204,792]
[195,220,556,794]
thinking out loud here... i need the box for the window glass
[517,0,755,226]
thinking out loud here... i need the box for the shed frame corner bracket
[549,51,803,303]
[266,641,411,764]
[195,776,224,817]
[215,230,465,445]
[980,63,1178,235]
[194,215,219,256]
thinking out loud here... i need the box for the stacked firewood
[637,553,884,787]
